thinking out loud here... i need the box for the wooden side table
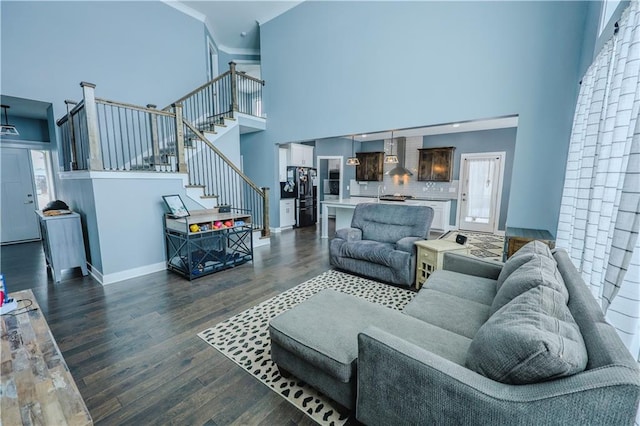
[0,289,93,425]
[415,240,470,289]
[503,227,555,260]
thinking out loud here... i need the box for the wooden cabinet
[288,143,314,166]
[280,199,296,228]
[355,152,384,181]
[36,211,88,282]
[418,147,455,181]
[503,227,555,260]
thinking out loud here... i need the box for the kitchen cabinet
[288,143,314,166]
[323,194,339,218]
[279,148,288,181]
[280,199,296,228]
[423,200,451,231]
[355,152,384,182]
[36,211,88,282]
[418,147,455,182]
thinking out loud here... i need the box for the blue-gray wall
[250,1,592,234]
[423,127,517,230]
[2,1,210,280]
[0,116,50,142]
[1,1,207,122]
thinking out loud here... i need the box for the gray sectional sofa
[270,241,640,425]
[329,203,434,287]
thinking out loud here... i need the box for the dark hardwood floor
[1,223,337,425]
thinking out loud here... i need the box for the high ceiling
[176,1,302,54]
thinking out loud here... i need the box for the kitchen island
[320,197,451,238]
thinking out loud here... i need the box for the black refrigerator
[286,166,317,227]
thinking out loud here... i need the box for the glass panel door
[458,153,504,233]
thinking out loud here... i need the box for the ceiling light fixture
[346,135,360,166]
[384,130,399,164]
[0,105,19,137]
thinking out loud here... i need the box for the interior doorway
[207,38,219,80]
[457,152,505,233]
[1,147,41,243]
[316,155,344,222]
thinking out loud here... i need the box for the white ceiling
[175,1,302,54]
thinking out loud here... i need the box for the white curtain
[467,158,495,221]
[557,0,640,362]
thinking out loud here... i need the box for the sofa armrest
[442,252,503,280]
[396,237,421,253]
[356,327,640,426]
[335,227,362,242]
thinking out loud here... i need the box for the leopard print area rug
[197,270,416,426]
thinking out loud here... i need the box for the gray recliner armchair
[329,203,434,286]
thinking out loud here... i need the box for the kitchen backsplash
[350,178,459,199]
[349,136,459,199]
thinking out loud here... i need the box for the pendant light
[346,135,360,166]
[0,105,19,136]
[384,130,399,164]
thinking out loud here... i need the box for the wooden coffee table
[0,289,93,425]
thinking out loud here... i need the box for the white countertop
[320,197,448,208]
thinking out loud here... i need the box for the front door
[1,147,40,243]
[458,152,505,233]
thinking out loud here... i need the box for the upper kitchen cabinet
[356,152,384,182]
[288,143,314,167]
[417,147,455,182]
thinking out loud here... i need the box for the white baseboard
[253,231,271,247]
[89,261,166,285]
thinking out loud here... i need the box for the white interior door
[1,147,41,243]
[458,152,505,233]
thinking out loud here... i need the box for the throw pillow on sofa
[491,254,567,315]
[466,285,588,384]
[496,241,555,290]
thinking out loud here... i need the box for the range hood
[386,137,413,177]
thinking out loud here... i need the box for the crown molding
[161,0,206,22]
[218,44,261,56]
[256,1,304,26]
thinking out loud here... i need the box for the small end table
[414,239,470,289]
[503,227,555,261]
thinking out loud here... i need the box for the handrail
[56,100,83,126]
[97,98,175,117]
[55,76,269,236]
[183,120,264,195]
[162,70,231,112]
[236,72,265,86]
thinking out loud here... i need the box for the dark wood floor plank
[1,223,338,425]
